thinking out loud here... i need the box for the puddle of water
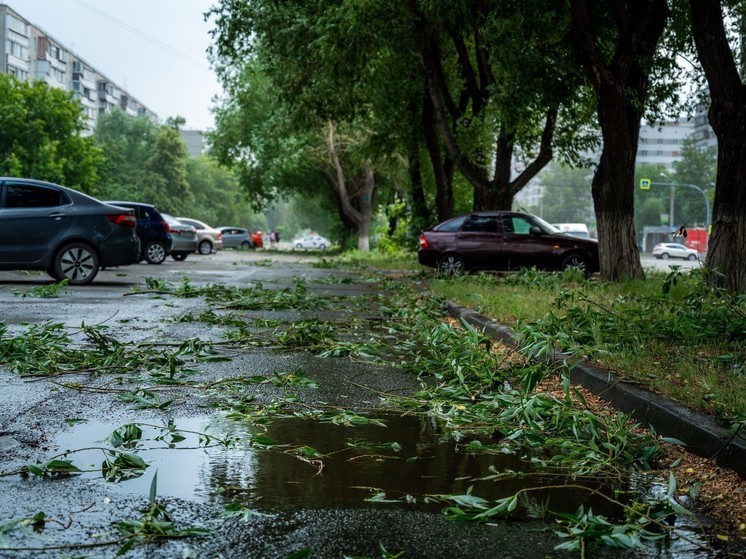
[48,412,722,556]
[53,413,621,518]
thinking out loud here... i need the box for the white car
[652,242,699,260]
[293,235,330,250]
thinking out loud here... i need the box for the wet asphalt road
[0,251,719,558]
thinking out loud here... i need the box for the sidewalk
[446,301,746,478]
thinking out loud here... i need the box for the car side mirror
[529,226,542,235]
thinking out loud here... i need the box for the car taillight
[217,232,222,239]
[419,234,429,249]
[161,220,170,233]
[108,213,137,228]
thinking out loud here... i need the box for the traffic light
[640,178,651,190]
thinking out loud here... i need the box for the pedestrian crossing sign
[640,178,651,190]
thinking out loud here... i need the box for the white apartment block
[637,117,695,169]
[0,3,157,132]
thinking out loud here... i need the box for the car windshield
[534,217,560,233]
[523,214,560,234]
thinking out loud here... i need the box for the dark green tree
[568,0,675,281]
[94,109,158,200]
[534,165,594,225]
[143,122,193,215]
[0,74,102,192]
[406,1,599,212]
[670,135,715,229]
[186,155,259,228]
[634,163,671,232]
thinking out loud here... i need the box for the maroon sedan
[418,211,599,276]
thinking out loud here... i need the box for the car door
[0,181,75,265]
[223,228,242,247]
[454,214,504,269]
[500,215,555,269]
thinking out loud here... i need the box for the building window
[7,65,29,81]
[7,14,28,35]
[7,39,28,59]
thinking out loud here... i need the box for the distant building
[516,117,699,216]
[0,3,157,133]
[180,130,206,157]
[636,117,695,170]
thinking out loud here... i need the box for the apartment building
[637,117,695,169]
[0,3,157,132]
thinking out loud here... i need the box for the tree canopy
[0,74,103,192]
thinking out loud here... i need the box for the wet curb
[445,301,746,479]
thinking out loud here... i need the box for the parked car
[418,211,600,276]
[0,177,140,285]
[104,201,172,264]
[175,217,224,254]
[218,227,259,249]
[652,242,699,260]
[551,223,591,238]
[162,213,198,261]
[293,235,330,250]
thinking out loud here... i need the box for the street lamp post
[651,181,710,229]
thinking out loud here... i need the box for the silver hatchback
[162,213,198,261]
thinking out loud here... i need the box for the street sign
[640,178,651,190]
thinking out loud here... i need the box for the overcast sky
[13,0,223,130]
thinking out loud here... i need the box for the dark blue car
[0,178,140,285]
[104,201,173,264]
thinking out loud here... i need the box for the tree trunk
[593,89,644,280]
[408,94,432,229]
[410,3,554,212]
[421,91,454,221]
[323,121,376,252]
[690,0,746,292]
[356,164,375,251]
[569,0,667,281]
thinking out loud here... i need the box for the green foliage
[20,459,81,477]
[12,280,69,298]
[429,270,746,420]
[0,74,103,192]
[94,109,158,200]
[531,164,595,226]
[143,125,194,215]
[114,473,208,556]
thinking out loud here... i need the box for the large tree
[0,74,102,192]
[689,0,746,292]
[406,0,597,212]
[94,109,158,200]
[208,3,401,250]
[569,0,670,281]
[143,120,194,216]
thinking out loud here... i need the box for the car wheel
[687,254,697,261]
[172,252,188,261]
[295,243,303,250]
[144,241,167,264]
[198,240,213,255]
[660,253,670,260]
[50,242,99,285]
[437,254,466,276]
[561,253,589,274]
[241,240,253,249]
[318,243,327,250]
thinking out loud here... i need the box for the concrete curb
[445,301,746,478]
